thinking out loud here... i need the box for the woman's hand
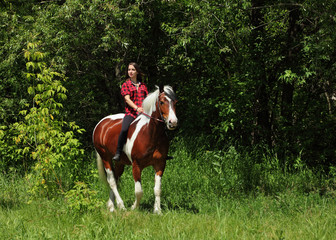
[136,107,144,113]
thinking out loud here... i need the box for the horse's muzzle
[167,118,178,130]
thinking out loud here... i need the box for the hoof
[117,204,126,211]
[153,208,162,215]
[108,204,115,212]
[107,200,115,212]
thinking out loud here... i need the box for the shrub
[64,181,102,212]
[11,42,86,199]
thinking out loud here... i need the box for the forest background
[1,0,336,237]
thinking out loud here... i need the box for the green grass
[1,195,335,239]
[1,138,336,239]
[1,175,336,240]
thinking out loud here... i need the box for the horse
[92,85,178,214]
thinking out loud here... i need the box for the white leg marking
[153,174,162,214]
[131,181,143,210]
[105,168,126,210]
[107,190,116,212]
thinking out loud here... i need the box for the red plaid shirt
[121,79,148,118]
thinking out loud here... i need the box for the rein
[141,112,164,122]
[140,94,165,123]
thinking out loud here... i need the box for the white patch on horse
[124,116,149,162]
[165,96,178,129]
[131,181,143,210]
[92,114,124,144]
[105,168,126,211]
[153,174,162,214]
[123,91,156,162]
[93,114,124,132]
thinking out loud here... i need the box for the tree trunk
[281,7,301,126]
[250,0,272,146]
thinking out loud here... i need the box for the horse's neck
[130,107,164,136]
[142,104,165,140]
[148,109,165,135]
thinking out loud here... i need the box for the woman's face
[128,64,138,80]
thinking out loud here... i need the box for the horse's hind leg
[105,167,126,211]
[131,161,143,210]
[96,152,117,212]
[107,190,116,212]
[98,152,126,211]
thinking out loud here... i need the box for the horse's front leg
[131,161,143,210]
[153,154,166,214]
[153,172,162,214]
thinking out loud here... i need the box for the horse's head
[159,85,178,130]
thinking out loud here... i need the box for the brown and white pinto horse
[93,85,177,214]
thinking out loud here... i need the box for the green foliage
[165,137,335,207]
[10,42,85,198]
[208,146,325,195]
[64,181,102,213]
[0,126,20,172]
[1,0,336,208]
[0,171,29,209]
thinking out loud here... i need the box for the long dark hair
[126,62,144,82]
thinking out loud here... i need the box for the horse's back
[93,114,124,155]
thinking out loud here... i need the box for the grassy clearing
[1,138,336,239]
[1,176,336,240]
[1,196,335,239]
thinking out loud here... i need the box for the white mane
[142,85,175,116]
[142,88,159,115]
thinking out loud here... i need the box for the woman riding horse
[93,65,178,213]
[113,62,148,161]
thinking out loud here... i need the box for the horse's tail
[96,151,108,185]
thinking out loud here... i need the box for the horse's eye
[160,101,164,105]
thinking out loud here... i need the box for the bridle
[140,93,166,123]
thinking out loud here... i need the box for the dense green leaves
[1,42,86,198]
[0,0,335,185]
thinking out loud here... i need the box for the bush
[4,42,87,199]
[64,181,102,213]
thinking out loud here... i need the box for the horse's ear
[159,84,164,93]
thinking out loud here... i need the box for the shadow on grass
[139,201,200,214]
[0,198,21,210]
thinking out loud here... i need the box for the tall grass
[1,137,336,239]
[1,178,335,239]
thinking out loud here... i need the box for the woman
[113,62,148,161]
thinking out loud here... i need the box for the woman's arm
[124,95,144,113]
